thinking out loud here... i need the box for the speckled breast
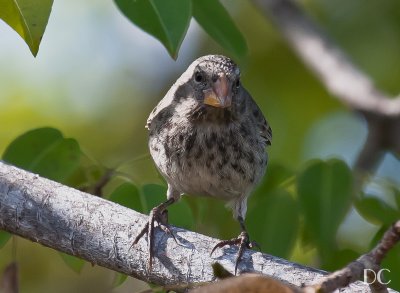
[149,119,267,200]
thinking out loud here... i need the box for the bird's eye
[234,79,240,88]
[194,71,204,83]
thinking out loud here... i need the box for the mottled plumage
[135,55,272,273]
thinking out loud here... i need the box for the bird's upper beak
[203,73,232,108]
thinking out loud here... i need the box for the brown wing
[244,89,272,146]
[146,89,175,130]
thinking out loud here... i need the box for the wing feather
[244,89,272,146]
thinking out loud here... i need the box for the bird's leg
[131,198,176,270]
[211,216,258,274]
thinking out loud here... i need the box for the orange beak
[203,73,232,108]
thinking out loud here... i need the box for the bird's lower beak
[203,75,232,108]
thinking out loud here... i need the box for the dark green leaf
[3,127,63,167]
[112,272,128,287]
[116,155,162,187]
[109,182,143,212]
[250,163,294,207]
[141,184,166,213]
[0,0,54,56]
[197,197,237,239]
[323,249,359,271]
[0,231,12,249]
[193,0,247,59]
[247,189,299,258]
[168,197,195,230]
[355,195,399,226]
[381,242,400,289]
[182,196,201,222]
[29,138,81,182]
[3,127,81,184]
[148,283,164,293]
[59,253,85,273]
[114,0,191,58]
[297,159,353,259]
[264,163,294,190]
[64,165,92,190]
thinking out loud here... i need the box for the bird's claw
[210,231,254,275]
[131,222,149,247]
[248,240,261,251]
[131,205,177,270]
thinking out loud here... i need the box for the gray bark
[0,162,395,292]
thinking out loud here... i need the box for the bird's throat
[191,105,233,124]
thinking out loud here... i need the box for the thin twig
[303,221,400,293]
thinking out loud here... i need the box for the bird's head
[189,55,241,109]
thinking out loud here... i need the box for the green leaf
[192,0,247,59]
[0,231,12,249]
[3,127,62,167]
[112,272,128,287]
[116,155,162,187]
[141,184,166,213]
[109,182,143,212]
[30,138,80,182]
[381,241,400,289]
[3,127,81,184]
[297,159,353,259]
[247,189,299,258]
[59,253,85,273]
[0,0,53,56]
[355,195,399,226]
[114,0,191,58]
[324,249,359,271]
[168,197,195,230]
[250,163,294,207]
[197,197,237,239]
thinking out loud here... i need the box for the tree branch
[303,221,400,293]
[253,0,400,117]
[0,161,383,292]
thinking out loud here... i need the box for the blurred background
[1,0,400,292]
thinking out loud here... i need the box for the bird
[133,54,272,273]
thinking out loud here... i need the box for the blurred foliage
[0,231,11,249]
[355,194,399,226]
[112,272,128,288]
[109,182,143,212]
[297,160,353,266]
[247,188,299,258]
[3,127,81,183]
[59,253,85,274]
[1,0,400,292]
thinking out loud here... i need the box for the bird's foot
[211,231,258,275]
[131,200,177,270]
